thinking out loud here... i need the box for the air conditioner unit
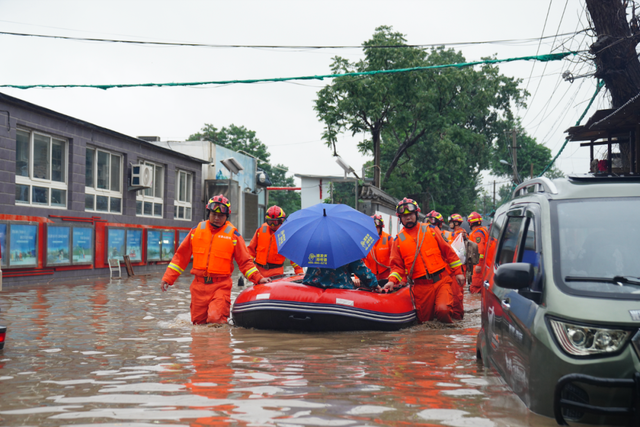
[131,164,154,188]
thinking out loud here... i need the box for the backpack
[465,239,480,266]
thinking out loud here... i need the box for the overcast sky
[1,0,605,190]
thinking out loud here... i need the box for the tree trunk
[373,127,381,188]
[586,0,640,172]
[586,0,640,108]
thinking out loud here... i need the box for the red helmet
[468,211,483,225]
[450,213,463,224]
[207,194,231,215]
[266,205,286,221]
[372,214,384,227]
[396,198,420,216]
[427,210,443,224]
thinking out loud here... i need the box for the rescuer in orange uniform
[468,211,488,294]
[426,210,451,242]
[448,214,467,242]
[159,195,269,325]
[382,198,465,323]
[362,215,393,281]
[427,210,465,320]
[248,205,304,278]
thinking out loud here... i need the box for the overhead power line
[0,30,582,50]
[0,51,577,90]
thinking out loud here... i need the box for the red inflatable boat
[231,276,417,332]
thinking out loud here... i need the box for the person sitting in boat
[362,215,393,282]
[248,205,304,278]
[303,259,381,291]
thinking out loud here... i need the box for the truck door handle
[484,281,490,289]
[501,298,511,310]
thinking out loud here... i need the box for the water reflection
[0,275,567,426]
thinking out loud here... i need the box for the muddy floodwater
[0,273,567,426]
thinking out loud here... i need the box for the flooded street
[0,274,562,426]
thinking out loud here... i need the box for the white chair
[108,258,121,279]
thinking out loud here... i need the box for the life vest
[397,224,448,279]
[191,221,237,275]
[255,224,285,266]
[364,232,392,275]
[469,226,489,261]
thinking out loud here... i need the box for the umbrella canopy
[275,203,378,269]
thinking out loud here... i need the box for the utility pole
[493,180,496,208]
[511,130,519,184]
[530,163,534,179]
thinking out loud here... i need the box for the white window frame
[136,161,164,218]
[174,169,193,221]
[15,128,68,209]
[85,146,123,214]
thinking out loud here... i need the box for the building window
[15,129,68,208]
[136,161,164,218]
[174,170,192,221]
[85,146,123,214]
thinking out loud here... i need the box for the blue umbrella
[275,203,378,269]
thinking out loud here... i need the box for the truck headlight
[549,318,632,356]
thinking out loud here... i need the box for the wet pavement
[0,273,568,426]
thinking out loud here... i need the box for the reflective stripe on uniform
[450,259,462,268]
[245,267,258,278]
[390,272,402,282]
[224,225,232,234]
[168,263,184,274]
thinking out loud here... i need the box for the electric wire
[0,29,583,50]
[523,0,570,125]
[520,0,555,120]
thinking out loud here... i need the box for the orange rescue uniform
[162,220,264,325]
[248,223,304,278]
[363,231,393,281]
[428,225,464,320]
[468,226,488,293]
[450,227,466,242]
[388,223,463,323]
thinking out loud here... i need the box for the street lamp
[500,159,521,184]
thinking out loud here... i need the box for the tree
[188,124,300,214]
[585,0,640,108]
[315,27,526,215]
[584,0,640,170]
[490,120,564,182]
[315,26,426,188]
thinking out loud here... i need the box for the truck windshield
[555,197,640,297]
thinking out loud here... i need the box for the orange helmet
[396,198,420,216]
[450,213,463,224]
[207,194,231,214]
[266,205,286,221]
[468,211,483,225]
[372,214,384,227]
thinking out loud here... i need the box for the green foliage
[266,165,301,216]
[189,123,300,215]
[315,26,527,216]
[329,181,358,208]
[490,120,564,181]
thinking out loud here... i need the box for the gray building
[0,92,208,286]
